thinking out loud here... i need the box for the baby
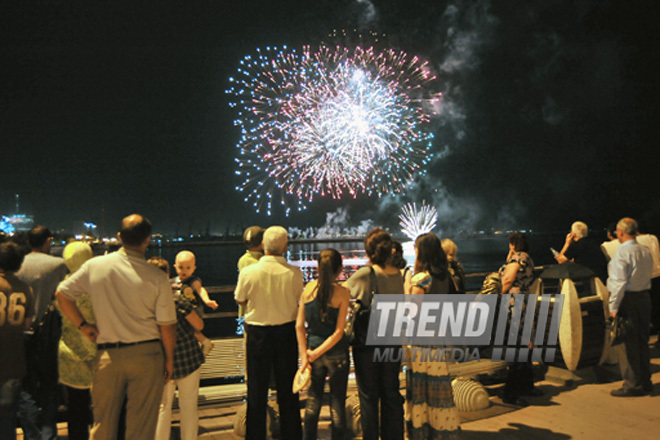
[171,250,219,356]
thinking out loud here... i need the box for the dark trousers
[303,350,349,440]
[616,291,652,392]
[0,378,21,440]
[65,386,92,440]
[352,345,404,440]
[649,277,660,337]
[246,322,301,440]
[503,362,534,401]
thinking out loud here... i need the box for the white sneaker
[202,339,214,357]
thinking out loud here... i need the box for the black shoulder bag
[345,267,378,347]
[610,314,631,346]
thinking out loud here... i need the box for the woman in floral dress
[498,232,541,405]
[406,232,461,440]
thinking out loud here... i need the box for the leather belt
[97,339,160,349]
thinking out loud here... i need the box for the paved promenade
[18,338,660,439]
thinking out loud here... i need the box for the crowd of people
[0,214,657,440]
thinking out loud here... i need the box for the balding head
[118,214,152,248]
[616,217,638,243]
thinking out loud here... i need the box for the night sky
[2,1,658,236]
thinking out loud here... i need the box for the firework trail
[399,202,438,241]
[226,33,441,215]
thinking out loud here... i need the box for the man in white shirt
[235,226,303,440]
[607,218,654,397]
[635,221,660,346]
[56,214,177,439]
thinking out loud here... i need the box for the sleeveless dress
[498,251,534,294]
[405,271,462,440]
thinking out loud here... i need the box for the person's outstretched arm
[192,279,218,309]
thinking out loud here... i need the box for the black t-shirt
[564,238,609,282]
[171,275,202,306]
[0,273,34,381]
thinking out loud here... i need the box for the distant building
[2,194,35,232]
[0,214,34,233]
[8,214,35,232]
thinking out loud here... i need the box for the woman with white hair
[555,221,609,283]
[56,241,95,440]
[441,238,466,294]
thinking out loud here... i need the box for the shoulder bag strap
[365,266,379,308]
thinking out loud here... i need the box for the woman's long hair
[315,248,343,319]
[414,232,449,281]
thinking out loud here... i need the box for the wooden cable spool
[544,277,609,370]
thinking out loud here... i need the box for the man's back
[237,250,262,272]
[17,252,67,322]
[0,273,34,382]
[636,233,660,278]
[58,248,176,343]
[607,239,653,310]
[235,255,302,326]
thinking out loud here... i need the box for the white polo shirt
[58,247,176,344]
[234,255,303,326]
[636,233,660,278]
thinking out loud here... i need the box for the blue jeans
[303,350,349,440]
[17,382,59,440]
[0,379,22,440]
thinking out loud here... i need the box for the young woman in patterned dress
[406,232,461,440]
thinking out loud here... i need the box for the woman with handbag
[295,248,351,439]
[344,228,405,440]
[499,232,542,406]
[406,232,461,440]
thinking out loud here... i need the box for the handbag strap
[364,266,379,308]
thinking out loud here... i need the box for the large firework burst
[399,202,438,241]
[226,33,441,215]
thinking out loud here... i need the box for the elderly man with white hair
[555,220,609,283]
[235,226,303,440]
[607,217,654,397]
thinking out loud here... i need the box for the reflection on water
[288,247,368,283]
[148,234,564,286]
[147,234,566,338]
